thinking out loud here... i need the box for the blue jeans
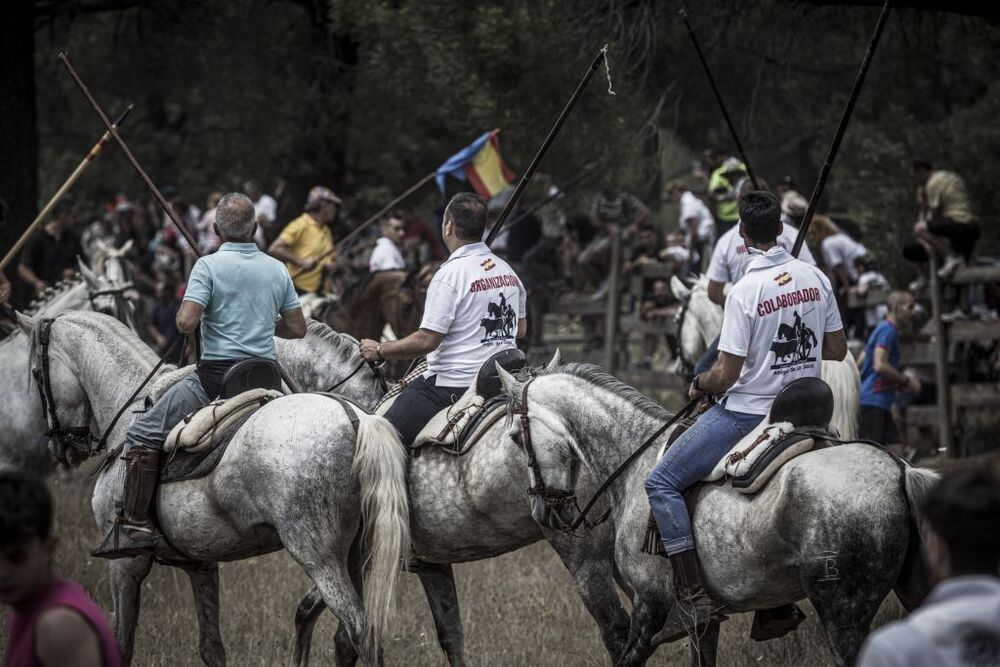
[127,373,210,451]
[693,335,720,376]
[644,403,763,555]
[384,374,465,447]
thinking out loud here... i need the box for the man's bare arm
[821,328,848,362]
[707,280,727,307]
[175,300,204,335]
[35,607,104,667]
[360,328,444,362]
[268,238,312,269]
[696,350,744,395]
[275,307,307,339]
[517,318,527,339]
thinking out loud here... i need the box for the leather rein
[326,358,388,394]
[513,376,703,535]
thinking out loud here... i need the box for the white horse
[670,275,860,438]
[24,312,410,665]
[0,258,137,475]
[496,362,936,666]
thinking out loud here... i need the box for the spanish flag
[435,129,516,198]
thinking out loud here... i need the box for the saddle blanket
[164,388,283,454]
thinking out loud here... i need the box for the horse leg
[181,562,226,667]
[109,555,154,666]
[301,563,367,663]
[688,620,721,667]
[412,562,466,666]
[546,534,630,662]
[292,587,329,667]
[617,596,669,667]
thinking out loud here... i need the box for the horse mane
[536,362,671,420]
[23,278,85,316]
[28,311,159,373]
[305,319,360,355]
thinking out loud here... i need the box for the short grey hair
[215,193,256,241]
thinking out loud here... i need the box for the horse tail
[822,351,860,439]
[352,412,411,657]
[894,465,939,610]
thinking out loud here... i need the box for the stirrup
[652,596,727,646]
[91,521,160,560]
[750,603,806,641]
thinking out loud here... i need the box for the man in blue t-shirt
[94,193,306,560]
[859,290,919,445]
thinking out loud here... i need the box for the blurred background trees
[3,0,999,284]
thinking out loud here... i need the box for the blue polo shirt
[183,242,299,360]
[859,319,901,411]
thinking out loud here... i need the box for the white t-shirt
[678,191,715,242]
[821,233,867,281]
[706,222,816,285]
[368,237,406,273]
[421,242,527,387]
[718,247,843,415]
[253,194,277,247]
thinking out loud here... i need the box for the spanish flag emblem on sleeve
[435,129,516,198]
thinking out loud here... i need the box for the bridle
[326,357,389,394]
[509,377,582,528]
[32,317,101,464]
[88,282,136,310]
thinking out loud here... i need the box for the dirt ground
[1,462,910,667]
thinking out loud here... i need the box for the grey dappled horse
[24,312,410,665]
[0,255,137,475]
[670,275,861,439]
[289,347,631,667]
[496,362,936,667]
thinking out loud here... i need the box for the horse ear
[495,363,524,399]
[78,257,100,288]
[670,275,692,302]
[546,349,562,369]
[16,311,36,336]
[95,238,110,254]
[118,238,134,255]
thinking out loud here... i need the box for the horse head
[497,359,581,531]
[26,315,97,467]
[670,274,723,376]
[79,255,138,332]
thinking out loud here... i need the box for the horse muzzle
[531,493,579,531]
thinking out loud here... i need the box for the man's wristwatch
[376,343,384,360]
[692,374,702,392]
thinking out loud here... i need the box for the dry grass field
[1,462,911,667]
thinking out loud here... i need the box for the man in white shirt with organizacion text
[359,193,526,445]
[645,191,847,640]
[368,213,407,273]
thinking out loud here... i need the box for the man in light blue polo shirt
[94,192,305,559]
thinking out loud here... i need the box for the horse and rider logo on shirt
[480,292,516,343]
[770,310,818,371]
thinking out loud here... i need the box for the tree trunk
[0,1,39,272]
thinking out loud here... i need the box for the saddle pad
[410,396,508,456]
[164,389,282,454]
[730,433,818,494]
[161,412,252,484]
[374,360,429,415]
[148,364,194,403]
[412,386,484,448]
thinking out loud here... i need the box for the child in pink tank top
[1,472,121,667]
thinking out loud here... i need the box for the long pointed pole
[500,163,598,235]
[679,7,759,190]
[485,48,607,247]
[59,53,302,392]
[0,104,133,271]
[791,0,892,258]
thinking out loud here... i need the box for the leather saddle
[220,358,283,398]
[410,349,528,454]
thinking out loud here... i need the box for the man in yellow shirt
[907,160,978,278]
[269,186,341,293]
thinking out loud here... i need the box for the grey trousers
[127,373,209,451]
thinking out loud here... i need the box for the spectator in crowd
[0,272,11,306]
[659,232,692,273]
[0,471,122,667]
[667,181,714,273]
[807,214,867,291]
[637,278,680,370]
[775,175,796,200]
[857,463,1000,667]
[858,290,919,447]
[701,148,747,237]
[244,180,277,248]
[268,186,341,294]
[780,191,808,228]
[146,280,182,356]
[623,223,661,276]
[196,192,223,255]
[903,160,979,279]
[401,206,445,263]
[18,200,85,296]
[850,256,891,338]
[369,213,407,273]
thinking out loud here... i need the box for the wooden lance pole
[791,0,892,258]
[485,47,608,247]
[679,6,760,190]
[59,53,303,392]
[0,104,133,272]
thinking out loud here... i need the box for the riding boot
[92,447,162,560]
[652,549,727,645]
